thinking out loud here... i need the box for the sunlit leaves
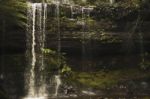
[61,65,72,73]
[41,48,56,54]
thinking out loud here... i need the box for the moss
[143,96,150,99]
[71,0,141,7]
[70,68,150,89]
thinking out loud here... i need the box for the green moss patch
[72,69,150,89]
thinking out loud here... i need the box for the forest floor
[71,68,150,89]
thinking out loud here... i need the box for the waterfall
[39,3,47,96]
[81,7,86,71]
[82,0,86,3]
[28,4,36,96]
[54,75,61,96]
[50,0,74,4]
[55,1,62,97]
[24,1,95,98]
[25,2,47,99]
[70,5,73,19]
[110,0,115,4]
[81,7,93,71]
[56,1,61,64]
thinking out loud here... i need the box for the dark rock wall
[1,3,150,55]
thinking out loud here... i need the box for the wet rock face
[28,0,40,3]
[64,86,76,95]
[59,84,77,95]
[2,2,150,55]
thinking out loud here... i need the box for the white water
[54,75,61,96]
[110,0,115,4]
[70,5,73,19]
[82,0,86,3]
[39,3,47,96]
[50,0,73,4]
[25,1,95,98]
[55,2,62,97]
[81,7,86,71]
[56,2,62,73]
[29,4,36,96]
[25,2,47,99]
[56,1,61,57]
[24,96,46,99]
[80,6,93,71]
[26,1,66,98]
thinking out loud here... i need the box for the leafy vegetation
[72,69,150,89]
[71,0,141,7]
[0,0,27,27]
[41,48,71,75]
[0,0,27,53]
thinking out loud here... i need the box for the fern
[0,0,27,28]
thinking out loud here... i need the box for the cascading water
[81,7,86,71]
[56,1,61,67]
[54,1,62,97]
[39,3,47,96]
[25,1,94,98]
[110,0,115,4]
[25,2,47,99]
[54,75,61,96]
[70,5,73,19]
[28,3,36,96]
[80,6,93,71]
[50,0,72,4]
[82,0,86,3]
[86,7,93,70]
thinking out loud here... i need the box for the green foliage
[41,48,56,54]
[73,69,150,89]
[71,0,141,7]
[42,48,72,75]
[0,0,27,28]
[72,0,87,6]
[61,65,72,73]
[98,32,122,43]
[44,49,62,72]
[143,96,150,99]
